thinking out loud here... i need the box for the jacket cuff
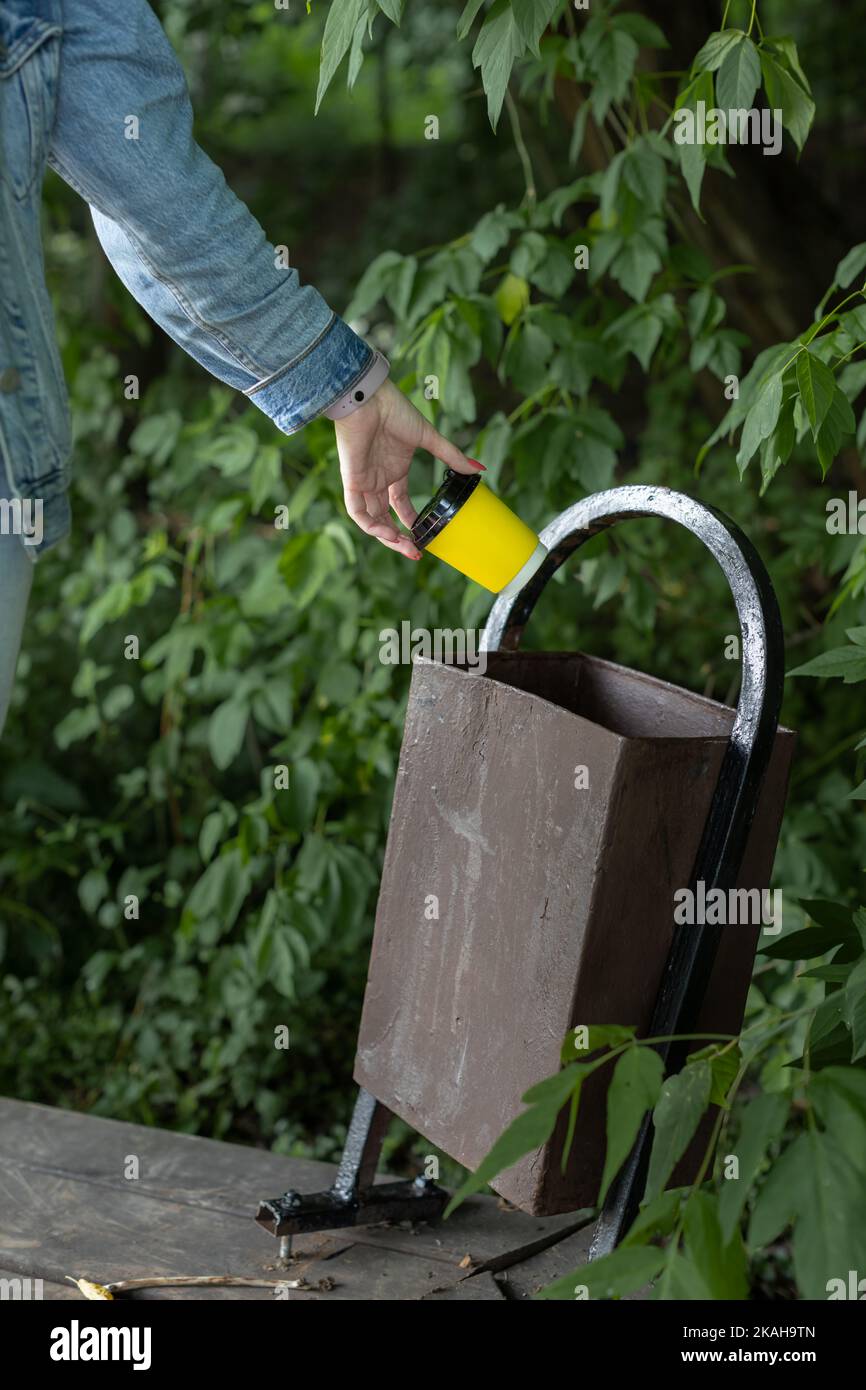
[243,314,374,435]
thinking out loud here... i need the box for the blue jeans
[0,464,34,736]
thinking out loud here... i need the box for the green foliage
[451,889,866,1299]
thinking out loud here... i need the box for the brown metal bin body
[354,651,795,1215]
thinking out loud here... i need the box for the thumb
[420,420,485,476]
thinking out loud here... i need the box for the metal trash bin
[354,645,795,1214]
[256,485,795,1256]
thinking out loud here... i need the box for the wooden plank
[0,1158,463,1301]
[0,1266,77,1300]
[276,1241,454,1301]
[0,1098,584,1269]
[498,1221,595,1299]
[422,1271,507,1301]
[498,1220,650,1300]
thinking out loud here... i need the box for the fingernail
[468,458,487,471]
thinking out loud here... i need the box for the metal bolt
[278,1236,293,1262]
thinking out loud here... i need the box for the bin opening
[451,649,744,741]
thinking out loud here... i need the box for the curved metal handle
[484,485,785,1255]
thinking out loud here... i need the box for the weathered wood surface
[0,1099,594,1301]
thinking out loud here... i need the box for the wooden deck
[0,1098,598,1301]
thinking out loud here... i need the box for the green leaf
[102,684,133,721]
[834,242,866,290]
[509,229,547,279]
[511,0,558,58]
[622,1189,686,1246]
[682,1191,749,1299]
[199,811,226,866]
[788,645,866,682]
[796,349,836,433]
[810,1068,866,1171]
[693,30,746,73]
[384,254,417,318]
[803,901,865,933]
[698,341,790,465]
[622,139,667,212]
[759,395,795,489]
[316,0,366,113]
[271,927,297,999]
[610,229,664,303]
[678,140,705,217]
[471,0,526,130]
[55,705,101,749]
[736,372,782,473]
[250,445,281,513]
[760,51,815,153]
[129,410,182,465]
[760,915,858,960]
[843,957,866,1061]
[473,410,512,476]
[569,102,590,165]
[277,758,321,832]
[674,71,713,215]
[837,360,866,404]
[611,13,668,50]
[79,868,109,917]
[346,11,368,89]
[816,386,856,477]
[717,1092,790,1242]
[564,1022,636,1063]
[688,1043,741,1109]
[605,306,663,372]
[748,1131,866,1298]
[765,34,811,93]
[645,1059,712,1201]
[456,0,486,41]
[209,698,249,771]
[470,204,517,261]
[375,0,403,22]
[600,1046,664,1203]
[537,1244,665,1301]
[528,240,575,297]
[588,29,639,123]
[502,321,553,394]
[344,250,405,318]
[715,36,760,111]
[186,848,251,935]
[801,964,855,984]
[653,1249,711,1300]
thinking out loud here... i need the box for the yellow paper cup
[411,470,547,597]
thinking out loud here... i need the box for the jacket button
[0,368,22,393]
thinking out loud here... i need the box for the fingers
[381,531,423,561]
[344,486,398,542]
[419,419,485,476]
[388,478,418,532]
[343,485,421,562]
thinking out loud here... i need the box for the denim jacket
[0,0,373,554]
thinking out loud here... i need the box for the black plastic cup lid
[411,469,481,550]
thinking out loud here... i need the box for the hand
[334,378,483,561]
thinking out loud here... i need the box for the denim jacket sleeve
[47,0,373,433]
